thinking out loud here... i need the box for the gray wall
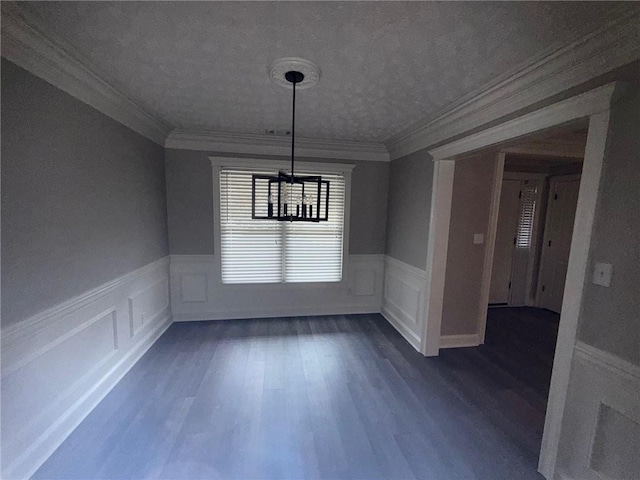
[165,149,215,255]
[441,153,497,336]
[577,92,640,367]
[1,59,169,327]
[165,149,389,255]
[385,148,434,269]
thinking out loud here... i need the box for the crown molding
[3,1,638,157]
[386,7,640,160]
[1,2,170,145]
[165,129,390,162]
[428,82,634,161]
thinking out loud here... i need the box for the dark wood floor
[34,309,559,479]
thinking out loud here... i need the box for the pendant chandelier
[252,60,329,222]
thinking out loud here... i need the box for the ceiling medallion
[268,57,321,90]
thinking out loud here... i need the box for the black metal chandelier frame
[251,70,330,222]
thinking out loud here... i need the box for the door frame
[481,153,505,317]
[418,81,634,479]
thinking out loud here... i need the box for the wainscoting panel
[180,273,208,303]
[381,256,427,351]
[555,341,640,480]
[0,257,172,480]
[169,254,384,321]
[128,277,170,338]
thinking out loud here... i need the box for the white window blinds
[516,183,537,249]
[220,168,345,284]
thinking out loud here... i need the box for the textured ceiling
[17,1,632,143]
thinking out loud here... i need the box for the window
[219,167,346,284]
[516,182,537,249]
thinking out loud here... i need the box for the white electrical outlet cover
[592,262,613,287]
[473,233,484,245]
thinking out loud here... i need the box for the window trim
[210,156,355,288]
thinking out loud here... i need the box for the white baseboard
[1,256,172,479]
[169,254,384,322]
[174,305,380,322]
[439,333,481,349]
[381,256,428,353]
[380,307,421,351]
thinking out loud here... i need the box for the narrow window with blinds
[220,168,345,284]
[516,183,537,249]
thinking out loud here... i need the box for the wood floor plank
[34,310,552,479]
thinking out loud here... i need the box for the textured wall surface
[577,92,640,367]
[441,153,497,336]
[165,149,388,255]
[385,148,433,270]
[1,59,169,327]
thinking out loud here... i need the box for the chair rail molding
[1,256,172,480]
[0,2,170,145]
[574,341,640,383]
[385,7,640,160]
[556,342,640,480]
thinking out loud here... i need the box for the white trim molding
[170,254,384,321]
[538,110,614,480]
[5,0,637,163]
[167,129,390,162]
[439,333,481,349]
[381,255,428,352]
[555,342,640,480]
[477,153,505,344]
[385,6,640,160]
[421,160,455,356]
[208,156,357,173]
[0,2,170,145]
[574,342,640,383]
[429,83,634,161]
[1,257,172,479]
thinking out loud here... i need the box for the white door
[489,180,521,304]
[538,176,580,313]
[510,180,541,306]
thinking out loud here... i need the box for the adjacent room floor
[35,310,559,479]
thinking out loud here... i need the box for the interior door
[489,179,521,304]
[538,176,580,313]
[510,180,541,306]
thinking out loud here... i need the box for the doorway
[489,175,546,307]
[487,128,586,314]
[480,131,587,442]
[421,82,631,479]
